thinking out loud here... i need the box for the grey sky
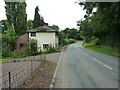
[0,0,86,29]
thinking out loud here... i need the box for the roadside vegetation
[82,43,120,58]
[77,2,120,58]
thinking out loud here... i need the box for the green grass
[82,43,120,58]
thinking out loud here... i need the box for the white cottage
[27,26,59,51]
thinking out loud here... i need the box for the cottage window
[31,32,36,37]
[43,44,49,49]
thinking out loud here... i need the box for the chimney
[44,23,48,26]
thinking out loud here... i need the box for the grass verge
[82,43,120,58]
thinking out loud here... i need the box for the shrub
[29,39,38,55]
[38,48,43,54]
[82,38,100,47]
[64,38,76,45]
[2,41,12,58]
[12,49,29,58]
[46,44,57,53]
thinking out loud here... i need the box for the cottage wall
[15,33,29,49]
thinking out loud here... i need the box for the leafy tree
[33,6,44,28]
[0,20,8,33]
[5,2,27,35]
[63,28,82,40]
[2,21,17,58]
[78,2,120,48]
[58,31,65,45]
[27,20,33,29]
[49,25,60,31]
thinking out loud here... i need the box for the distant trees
[5,2,27,35]
[77,2,120,48]
[33,6,44,28]
[63,28,82,40]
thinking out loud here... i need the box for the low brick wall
[1,54,46,63]
[46,52,62,64]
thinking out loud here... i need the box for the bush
[69,38,76,43]
[83,38,100,47]
[64,38,76,45]
[12,49,29,58]
[46,44,57,53]
[2,41,12,58]
[38,48,43,54]
[29,39,38,55]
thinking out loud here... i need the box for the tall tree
[78,2,120,47]
[33,6,44,28]
[5,2,27,35]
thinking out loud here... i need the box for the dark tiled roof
[27,26,56,32]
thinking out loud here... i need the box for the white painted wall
[29,32,58,51]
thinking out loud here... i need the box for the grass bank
[82,43,120,58]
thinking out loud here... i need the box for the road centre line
[91,58,112,70]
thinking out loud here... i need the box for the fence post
[45,54,46,60]
[31,60,33,78]
[8,72,11,88]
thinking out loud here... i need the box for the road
[55,42,119,88]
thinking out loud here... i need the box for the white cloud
[0,0,86,29]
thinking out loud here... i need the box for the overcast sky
[0,0,86,29]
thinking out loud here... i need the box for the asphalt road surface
[55,42,119,88]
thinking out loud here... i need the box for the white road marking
[52,51,64,82]
[91,58,112,70]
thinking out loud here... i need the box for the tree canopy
[77,2,120,48]
[27,20,33,30]
[62,28,82,40]
[5,2,27,36]
[33,6,44,28]
[49,25,60,31]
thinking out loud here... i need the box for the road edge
[50,46,67,88]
